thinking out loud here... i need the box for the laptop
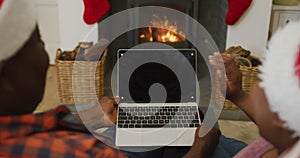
[115,49,202,146]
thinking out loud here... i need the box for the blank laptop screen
[118,49,197,103]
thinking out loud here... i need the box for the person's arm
[184,126,221,158]
[0,27,49,115]
[208,53,257,123]
[229,83,258,123]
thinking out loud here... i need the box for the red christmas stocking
[83,0,111,25]
[225,0,253,25]
[296,51,300,81]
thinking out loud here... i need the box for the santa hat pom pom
[0,0,36,61]
[260,21,300,137]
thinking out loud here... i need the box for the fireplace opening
[139,14,186,43]
[124,0,198,49]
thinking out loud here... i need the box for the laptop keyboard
[117,106,200,128]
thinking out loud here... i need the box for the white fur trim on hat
[0,0,37,62]
[259,20,300,137]
[281,140,300,157]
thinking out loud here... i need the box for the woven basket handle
[56,48,63,60]
[236,56,252,68]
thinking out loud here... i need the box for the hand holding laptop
[98,96,120,124]
[75,96,119,129]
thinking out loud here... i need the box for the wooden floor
[36,66,60,112]
[36,65,260,144]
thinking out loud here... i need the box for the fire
[139,14,185,43]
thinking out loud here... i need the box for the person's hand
[184,126,221,158]
[77,96,119,129]
[209,53,243,101]
[98,96,119,124]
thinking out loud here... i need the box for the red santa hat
[259,20,300,137]
[0,0,37,62]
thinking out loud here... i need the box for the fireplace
[101,0,228,101]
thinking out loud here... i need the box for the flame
[139,14,185,43]
[140,34,145,38]
[148,27,153,42]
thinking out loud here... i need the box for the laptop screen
[117,49,197,103]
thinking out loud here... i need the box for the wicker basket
[55,49,107,105]
[222,57,260,110]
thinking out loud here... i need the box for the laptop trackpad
[116,128,142,146]
[116,128,196,146]
[141,128,195,146]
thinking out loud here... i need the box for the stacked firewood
[56,39,108,61]
[223,46,262,67]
